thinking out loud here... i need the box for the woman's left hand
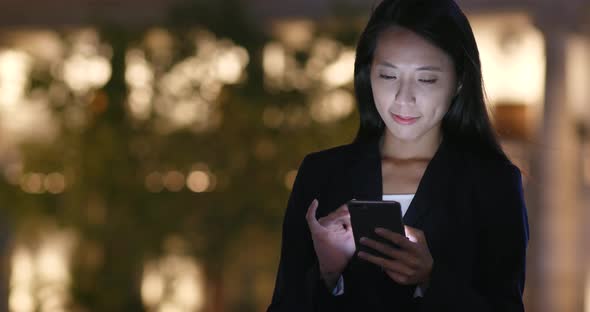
[358,225,433,287]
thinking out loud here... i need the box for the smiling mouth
[391,113,420,125]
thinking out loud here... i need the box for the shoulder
[447,140,521,183]
[472,151,521,185]
[451,144,528,236]
[293,141,368,193]
[455,144,526,214]
[288,142,361,206]
[300,142,363,171]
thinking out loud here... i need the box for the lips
[391,113,420,125]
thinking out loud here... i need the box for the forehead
[373,26,454,68]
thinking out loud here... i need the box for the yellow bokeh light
[159,70,192,99]
[310,89,355,123]
[273,20,315,50]
[213,46,249,84]
[199,80,222,102]
[9,287,34,312]
[37,246,69,283]
[44,173,66,194]
[129,88,154,120]
[127,30,248,132]
[472,13,546,107]
[173,274,203,308]
[263,43,287,79]
[169,98,201,127]
[1,97,59,146]
[141,253,206,311]
[187,171,210,193]
[159,302,183,312]
[63,54,112,94]
[4,162,23,185]
[321,50,355,88]
[145,172,164,193]
[126,50,154,88]
[311,37,340,61]
[10,31,64,65]
[164,171,185,192]
[0,49,31,108]
[144,28,174,63]
[20,173,45,194]
[9,229,77,312]
[566,35,590,119]
[11,248,34,287]
[141,266,165,307]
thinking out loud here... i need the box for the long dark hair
[354,0,506,158]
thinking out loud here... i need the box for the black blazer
[267,137,529,312]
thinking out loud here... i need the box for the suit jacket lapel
[314,139,381,217]
[403,138,454,227]
[346,139,382,201]
[315,136,454,227]
[344,136,455,229]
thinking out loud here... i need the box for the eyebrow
[376,62,443,72]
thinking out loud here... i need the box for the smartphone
[347,200,405,258]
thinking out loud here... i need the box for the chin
[386,127,424,142]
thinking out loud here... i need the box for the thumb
[305,199,322,230]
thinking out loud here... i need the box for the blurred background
[0,0,588,311]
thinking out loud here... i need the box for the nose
[394,79,415,106]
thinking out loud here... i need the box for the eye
[379,74,396,80]
[419,78,437,84]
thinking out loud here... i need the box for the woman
[267,0,529,311]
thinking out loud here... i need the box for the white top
[382,194,415,217]
[332,194,424,298]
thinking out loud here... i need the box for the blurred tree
[0,0,362,311]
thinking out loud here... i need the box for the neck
[380,129,442,160]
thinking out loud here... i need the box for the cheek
[420,89,454,119]
[371,78,398,103]
[370,79,389,110]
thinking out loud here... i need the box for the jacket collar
[342,136,454,228]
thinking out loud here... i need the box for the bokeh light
[0,49,31,108]
[310,89,355,123]
[141,237,205,312]
[44,173,66,194]
[9,229,77,312]
[186,170,210,193]
[262,26,356,124]
[146,172,165,193]
[163,171,185,192]
[472,13,546,107]
[126,29,249,133]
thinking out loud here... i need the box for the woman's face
[370,26,458,144]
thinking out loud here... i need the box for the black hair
[354,0,506,158]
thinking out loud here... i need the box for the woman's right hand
[305,199,356,289]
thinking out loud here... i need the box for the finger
[357,252,414,276]
[384,270,411,285]
[360,238,419,268]
[387,247,421,269]
[359,237,397,259]
[404,225,426,244]
[319,215,351,229]
[305,199,322,231]
[318,205,350,224]
[374,228,418,252]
